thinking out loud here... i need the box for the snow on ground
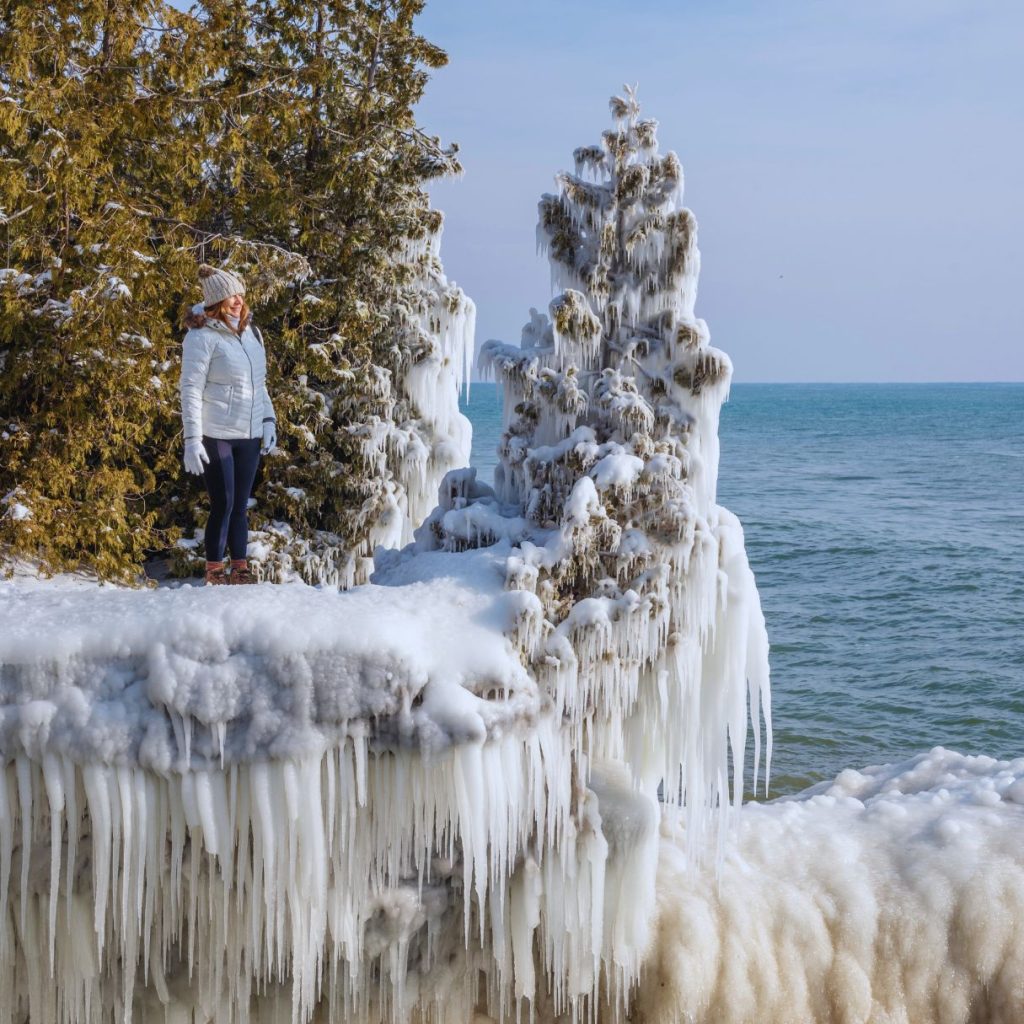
[0,544,539,770]
[637,748,1024,1024]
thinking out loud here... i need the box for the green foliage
[0,0,458,583]
[0,0,194,581]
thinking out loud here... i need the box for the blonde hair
[204,296,251,335]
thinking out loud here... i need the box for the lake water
[460,382,1024,795]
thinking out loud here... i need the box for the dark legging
[201,436,261,563]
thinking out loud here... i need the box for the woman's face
[225,293,244,318]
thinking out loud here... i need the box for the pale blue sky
[414,0,1024,382]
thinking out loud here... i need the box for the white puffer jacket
[179,307,276,441]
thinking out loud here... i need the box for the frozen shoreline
[3,85,1021,1022]
[643,747,1024,1024]
[2,568,1022,1023]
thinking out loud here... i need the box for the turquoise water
[461,382,1024,795]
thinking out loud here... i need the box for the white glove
[184,437,209,476]
[261,421,277,455]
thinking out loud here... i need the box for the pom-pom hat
[198,264,246,307]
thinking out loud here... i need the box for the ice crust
[0,550,573,1023]
[0,548,537,769]
[639,749,1024,1024]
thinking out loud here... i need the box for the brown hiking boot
[204,561,228,586]
[228,560,257,585]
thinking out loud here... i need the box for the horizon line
[463,379,1024,387]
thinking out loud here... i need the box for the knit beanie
[198,264,246,307]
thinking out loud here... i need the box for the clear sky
[414,0,1024,382]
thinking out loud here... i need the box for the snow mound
[639,748,1024,1024]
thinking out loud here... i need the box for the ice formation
[638,749,1024,1024]
[369,229,477,551]
[0,548,567,1023]
[0,88,776,1023]
[6,88,1018,1024]
[0,87,773,1024]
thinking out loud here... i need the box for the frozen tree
[468,87,767,822]
[175,0,475,586]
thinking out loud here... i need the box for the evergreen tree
[478,87,731,611]
[0,0,202,581]
[0,0,470,585]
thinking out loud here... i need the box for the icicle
[82,763,113,955]
[16,757,32,937]
[41,751,63,973]
[0,764,12,949]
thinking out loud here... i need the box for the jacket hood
[185,302,252,333]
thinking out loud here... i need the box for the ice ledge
[0,546,540,772]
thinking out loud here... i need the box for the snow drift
[639,749,1024,1024]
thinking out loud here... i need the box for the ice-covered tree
[388,90,772,1012]
[160,0,474,586]
[485,85,729,525]
[459,86,769,821]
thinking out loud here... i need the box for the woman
[179,264,277,585]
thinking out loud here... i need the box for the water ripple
[719,382,1024,794]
